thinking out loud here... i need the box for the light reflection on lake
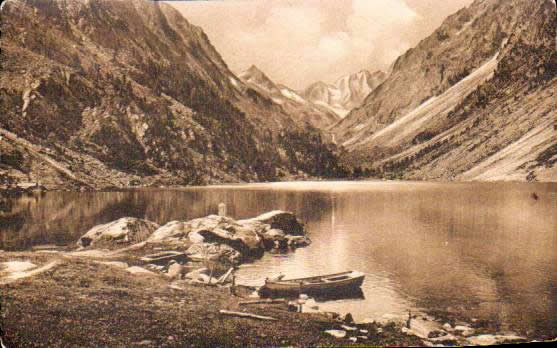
[1,181,556,338]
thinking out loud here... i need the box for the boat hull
[261,271,365,295]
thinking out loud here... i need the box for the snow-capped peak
[302,70,387,118]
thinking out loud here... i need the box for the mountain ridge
[1,0,554,187]
[0,0,348,190]
[239,65,340,130]
[333,0,556,182]
[302,70,387,118]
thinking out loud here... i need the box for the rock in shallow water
[77,211,308,265]
[77,217,160,247]
[147,211,306,263]
[261,229,286,247]
[240,210,305,236]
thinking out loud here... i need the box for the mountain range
[302,70,387,118]
[0,0,555,188]
[239,65,339,130]
[0,0,346,190]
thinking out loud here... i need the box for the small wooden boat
[261,271,365,295]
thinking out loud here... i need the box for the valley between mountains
[1,0,556,190]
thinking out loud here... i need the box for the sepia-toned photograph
[0,0,556,346]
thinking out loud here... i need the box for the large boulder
[147,221,189,244]
[186,243,242,265]
[286,235,311,247]
[259,228,287,249]
[167,262,185,280]
[240,211,305,236]
[262,229,286,242]
[148,215,263,252]
[77,217,160,247]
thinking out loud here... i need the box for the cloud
[317,32,351,63]
[166,0,472,90]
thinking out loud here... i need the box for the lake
[1,181,556,338]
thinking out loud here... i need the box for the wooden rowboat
[261,271,365,295]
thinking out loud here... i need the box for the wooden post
[298,282,304,312]
[218,202,227,217]
[229,275,236,296]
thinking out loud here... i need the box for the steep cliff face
[239,66,339,130]
[303,70,386,118]
[335,0,556,181]
[0,0,345,189]
[334,0,533,144]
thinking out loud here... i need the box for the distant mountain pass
[302,70,387,118]
[239,66,340,130]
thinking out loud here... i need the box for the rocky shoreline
[0,211,420,347]
[0,211,544,346]
[0,252,427,347]
[75,210,310,266]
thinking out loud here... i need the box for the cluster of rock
[396,316,525,346]
[319,313,527,346]
[77,211,310,265]
[322,311,379,344]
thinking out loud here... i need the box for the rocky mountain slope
[0,0,347,190]
[334,0,556,182]
[239,66,339,130]
[302,70,387,118]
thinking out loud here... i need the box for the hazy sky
[166,0,474,90]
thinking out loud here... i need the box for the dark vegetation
[412,131,438,145]
[0,145,30,174]
[536,144,557,168]
[278,130,350,179]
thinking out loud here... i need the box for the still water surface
[1,181,556,337]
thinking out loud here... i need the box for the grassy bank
[0,252,422,347]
